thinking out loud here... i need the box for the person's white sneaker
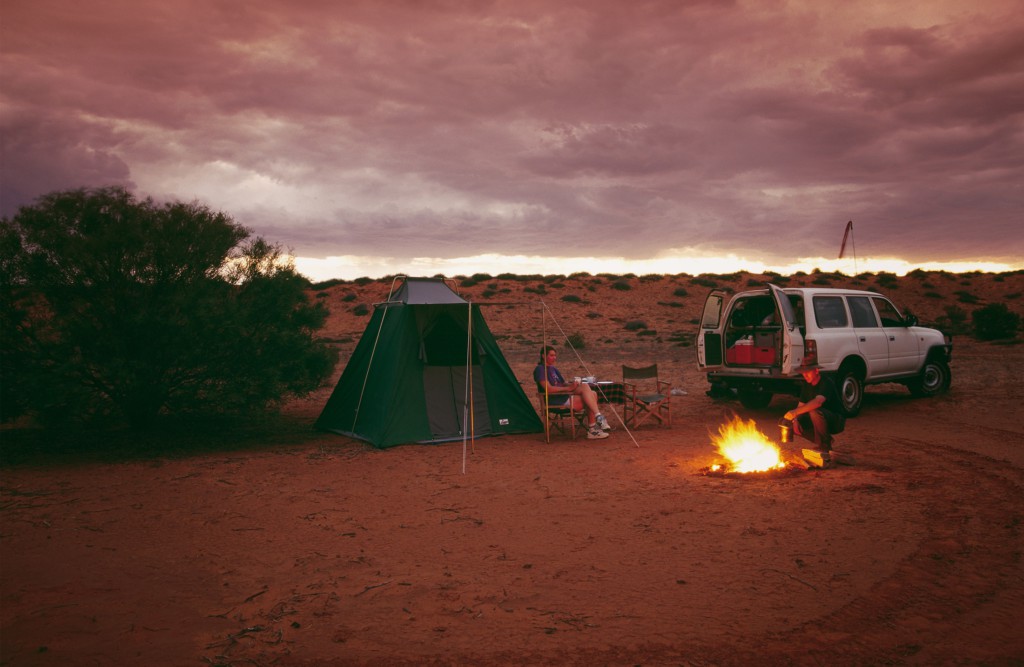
[595,414,612,431]
[587,425,609,439]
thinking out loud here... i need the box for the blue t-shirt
[534,364,569,406]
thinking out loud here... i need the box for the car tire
[837,367,864,417]
[738,388,773,409]
[908,359,951,397]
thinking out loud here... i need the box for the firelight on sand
[710,415,787,473]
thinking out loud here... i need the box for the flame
[711,415,786,473]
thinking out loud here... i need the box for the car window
[872,297,904,327]
[848,296,879,328]
[812,296,849,328]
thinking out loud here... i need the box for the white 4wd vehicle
[697,285,952,415]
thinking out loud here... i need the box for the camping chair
[537,392,588,442]
[622,364,672,428]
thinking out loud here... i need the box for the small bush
[955,290,980,304]
[481,289,497,299]
[934,305,969,335]
[353,304,370,316]
[972,303,1020,341]
[924,291,942,299]
[341,292,357,302]
[561,294,583,303]
[673,287,689,297]
[586,311,601,319]
[564,332,586,349]
[690,276,718,288]
[354,277,374,286]
[623,320,647,331]
[611,280,632,291]
[876,272,898,288]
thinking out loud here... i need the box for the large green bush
[1,186,337,428]
[972,303,1020,341]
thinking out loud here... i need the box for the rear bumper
[706,372,801,397]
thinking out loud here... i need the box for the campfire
[703,414,788,475]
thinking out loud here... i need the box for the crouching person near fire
[782,359,845,465]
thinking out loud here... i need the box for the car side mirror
[904,314,918,327]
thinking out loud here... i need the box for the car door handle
[889,336,895,341]
[859,337,866,342]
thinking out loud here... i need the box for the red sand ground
[3,273,1023,666]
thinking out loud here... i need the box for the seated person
[782,360,844,464]
[534,345,610,439]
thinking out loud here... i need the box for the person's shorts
[546,396,571,408]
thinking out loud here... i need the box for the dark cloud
[2,0,1021,275]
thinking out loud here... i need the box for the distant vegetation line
[308,268,1024,290]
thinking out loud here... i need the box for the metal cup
[778,418,792,443]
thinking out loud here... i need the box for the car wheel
[738,388,773,409]
[837,368,864,417]
[908,359,951,397]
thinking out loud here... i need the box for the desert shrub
[773,274,791,284]
[673,287,689,297]
[523,285,547,295]
[481,289,497,299]
[812,276,832,285]
[690,276,718,288]
[564,332,586,349]
[354,276,374,286]
[955,290,980,304]
[623,320,647,331]
[972,303,1020,341]
[1,186,336,428]
[561,294,583,303]
[640,274,664,282]
[586,311,601,319]
[352,304,370,316]
[315,291,328,299]
[658,301,684,308]
[668,332,694,347]
[1006,292,1022,300]
[934,305,970,335]
[922,282,936,289]
[459,277,479,287]
[908,269,927,279]
[876,272,898,288]
[341,292,357,302]
[924,291,942,299]
[746,279,762,287]
[611,280,632,291]
[311,278,348,290]
[637,329,658,337]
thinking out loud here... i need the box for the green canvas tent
[316,277,543,448]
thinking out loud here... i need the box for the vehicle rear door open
[768,284,803,374]
[697,290,726,370]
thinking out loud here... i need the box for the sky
[2,0,1023,281]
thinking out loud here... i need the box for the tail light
[803,339,818,365]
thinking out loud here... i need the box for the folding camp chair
[622,364,672,428]
[538,392,588,442]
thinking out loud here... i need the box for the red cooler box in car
[753,347,775,364]
[726,339,754,364]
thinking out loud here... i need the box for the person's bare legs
[569,384,601,425]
